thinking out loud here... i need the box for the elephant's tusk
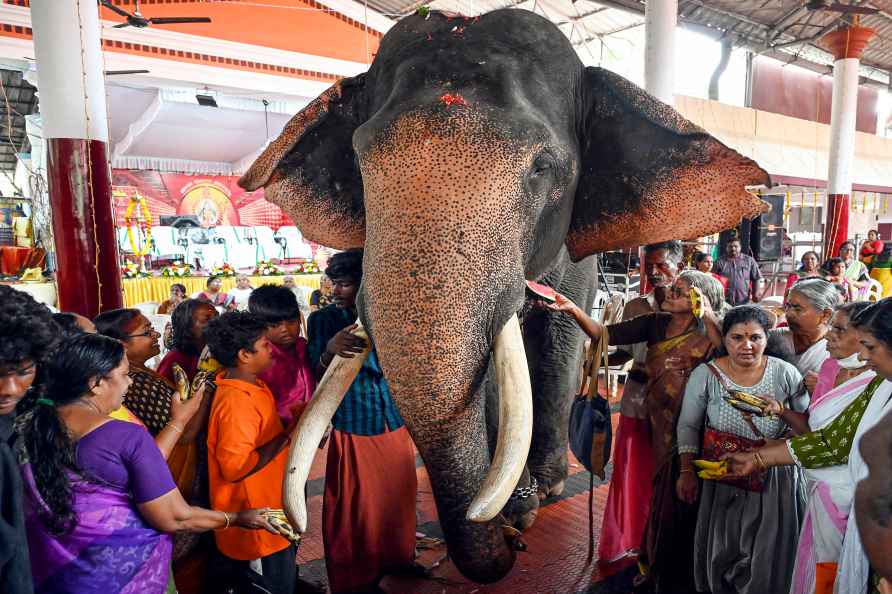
[282,323,370,532]
[466,315,533,522]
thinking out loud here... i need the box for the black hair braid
[19,334,125,535]
[22,405,80,534]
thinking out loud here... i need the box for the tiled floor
[297,411,636,594]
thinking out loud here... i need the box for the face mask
[837,352,866,370]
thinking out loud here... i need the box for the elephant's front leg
[524,254,597,500]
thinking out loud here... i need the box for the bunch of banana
[261,509,301,543]
[724,390,774,416]
[172,364,209,401]
[689,286,705,318]
[693,459,728,480]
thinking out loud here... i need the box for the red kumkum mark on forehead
[440,93,468,106]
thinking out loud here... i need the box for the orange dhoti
[323,426,417,593]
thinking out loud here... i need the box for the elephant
[239,8,769,584]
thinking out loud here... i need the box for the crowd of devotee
[3,235,892,594]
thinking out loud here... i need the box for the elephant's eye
[530,156,554,179]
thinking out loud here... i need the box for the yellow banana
[693,459,727,471]
[260,509,301,543]
[690,286,705,318]
[172,364,191,401]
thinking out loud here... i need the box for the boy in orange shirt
[204,311,296,594]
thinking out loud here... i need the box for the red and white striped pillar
[31,0,122,316]
[822,24,875,260]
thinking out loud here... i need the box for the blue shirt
[306,305,404,436]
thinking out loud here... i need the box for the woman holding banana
[676,305,807,594]
[725,299,892,594]
[547,270,725,592]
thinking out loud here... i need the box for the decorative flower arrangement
[295,261,320,274]
[253,260,283,276]
[121,260,150,279]
[210,263,236,277]
[161,261,192,277]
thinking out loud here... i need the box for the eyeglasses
[124,328,158,339]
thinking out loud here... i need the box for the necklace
[77,398,104,416]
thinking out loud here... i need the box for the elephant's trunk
[353,109,538,582]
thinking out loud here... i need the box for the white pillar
[827,58,859,196]
[31,0,109,142]
[821,25,874,260]
[30,0,122,315]
[644,0,677,105]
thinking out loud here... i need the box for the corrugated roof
[361,0,892,85]
[0,69,36,172]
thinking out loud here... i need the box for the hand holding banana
[693,458,728,480]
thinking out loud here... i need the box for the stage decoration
[161,261,193,277]
[210,263,236,277]
[254,260,283,276]
[295,261,320,274]
[123,192,153,260]
[112,171,292,230]
[121,260,150,279]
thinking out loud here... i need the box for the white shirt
[228,287,253,311]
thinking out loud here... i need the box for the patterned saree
[20,464,173,594]
[641,329,713,592]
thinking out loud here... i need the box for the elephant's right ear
[239,75,367,250]
[567,67,770,261]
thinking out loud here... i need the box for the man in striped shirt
[306,249,418,593]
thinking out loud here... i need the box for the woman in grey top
[677,305,808,594]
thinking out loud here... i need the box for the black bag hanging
[568,327,612,480]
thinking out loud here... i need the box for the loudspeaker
[750,194,785,261]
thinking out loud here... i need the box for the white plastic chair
[867,279,883,303]
[600,294,629,399]
[133,302,160,318]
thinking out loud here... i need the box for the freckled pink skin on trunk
[357,111,538,582]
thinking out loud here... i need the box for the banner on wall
[111,170,291,230]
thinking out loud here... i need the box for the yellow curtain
[122,274,322,307]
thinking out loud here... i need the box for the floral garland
[124,193,153,258]
[295,261,320,274]
[121,260,150,279]
[210,263,236,277]
[161,261,193,277]
[254,260,283,276]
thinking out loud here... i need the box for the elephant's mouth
[279,314,535,533]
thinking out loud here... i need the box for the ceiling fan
[24,56,149,76]
[804,1,880,15]
[99,1,212,29]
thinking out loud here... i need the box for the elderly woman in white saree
[772,278,838,377]
[727,298,892,594]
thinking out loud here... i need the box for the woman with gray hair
[547,269,725,591]
[772,277,838,378]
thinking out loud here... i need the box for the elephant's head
[240,8,768,583]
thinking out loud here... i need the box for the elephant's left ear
[566,67,770,261]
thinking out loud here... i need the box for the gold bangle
[221,511,231,529]
[754,451,768,471]
[679,468,695,475]
[166,422,184,434]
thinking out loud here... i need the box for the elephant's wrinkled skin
[240,8,768,583]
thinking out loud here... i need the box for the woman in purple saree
[16,334,275,594]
